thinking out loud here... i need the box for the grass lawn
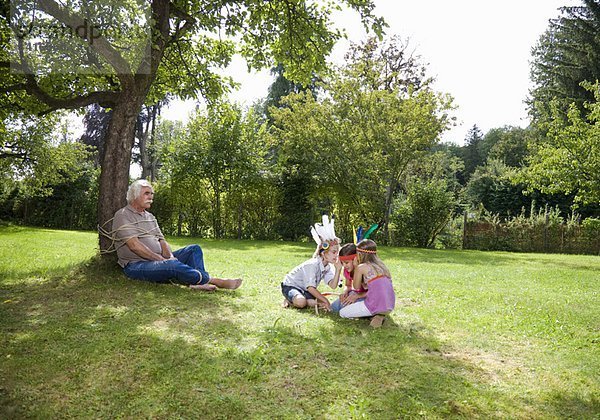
[0,225,598,418]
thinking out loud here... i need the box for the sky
[162,0,580,144]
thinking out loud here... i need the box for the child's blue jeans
[330,294,366,313]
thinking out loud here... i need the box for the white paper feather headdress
[310,214,339,253]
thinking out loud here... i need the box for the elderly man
[111,179,242,291]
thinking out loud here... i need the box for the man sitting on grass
[111,179,242,292]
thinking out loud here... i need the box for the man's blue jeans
[123,244,210,285]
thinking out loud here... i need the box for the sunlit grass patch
[0,226,598,418]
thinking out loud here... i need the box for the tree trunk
[139,104,160,180]
[214,186,221,239]
[382,181,395,244]
[149,104,159,182]
[96,0,171,254]
[97,95,146,253]
[237,201,243,240]
[139,107,151,179]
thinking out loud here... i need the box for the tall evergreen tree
[459,125,484,184]
[262,64,317,124]
[529,0,600,122]
[262,64,318,240]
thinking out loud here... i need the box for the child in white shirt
[280,215,340,311]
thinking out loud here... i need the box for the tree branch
[2,83,28,93]
[135,0,171,86]
[36,0,134,84]
[0,151,28,160]
[34,91,119,115]
[169,2,196,46]
[10,38,120,113]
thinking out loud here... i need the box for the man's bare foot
[189,284,217,292]
[208,277,243,289]
[369,315,385,328]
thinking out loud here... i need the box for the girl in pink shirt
[339,239,395,327]
[330,243,367,313]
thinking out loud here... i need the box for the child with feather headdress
[281,215,341,311]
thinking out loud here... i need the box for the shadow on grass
[252,314,509,418]
[1,255,596,418]
[1,256,255,417]
[543,392,600,420]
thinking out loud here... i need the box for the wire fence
[463,214,600,255]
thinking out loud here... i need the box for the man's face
[134,186,154,210]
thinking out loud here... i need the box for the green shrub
[391,179,456,248]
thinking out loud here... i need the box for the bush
[391,179,456,248]
[435,214,463,249]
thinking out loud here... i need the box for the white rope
[98,217,163,254]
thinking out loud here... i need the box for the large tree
[528,0,600,122]
[271,36,454,242]
[521,84,600,206]
[1,112,90,197]
[482,126,531,168]
[1,0,384,252]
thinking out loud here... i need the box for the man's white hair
[127,179,153,204]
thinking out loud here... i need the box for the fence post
[560,223,564,252]
[544,206,549,252]
[462,210,468,249]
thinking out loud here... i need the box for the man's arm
[158,239,175,259]
[125,237,167,261]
